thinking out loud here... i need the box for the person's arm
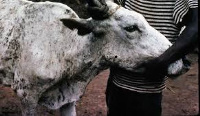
[157,8,198,67]
[86,0,109,20]
[86,0,127,20]
[143,8,198,80]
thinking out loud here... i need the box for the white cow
[0,0,183,116]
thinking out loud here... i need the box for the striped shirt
[111,0,198,93]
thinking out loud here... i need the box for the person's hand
[140,58,168,82]
[86,0,109,20]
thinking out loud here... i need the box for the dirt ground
[0,53,198,116]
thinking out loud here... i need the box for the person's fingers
[102,5,109,12]
[136,62,146,69]
[100,0,107,5]
[88,6,102,11]
[86,0,109,20]
[87,0,107,7]
[86,0,94,6]
[87,0,102,7]
[88,5,108,13]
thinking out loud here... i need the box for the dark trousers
[106,78,162,116]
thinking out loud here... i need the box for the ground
[0,53,198,116]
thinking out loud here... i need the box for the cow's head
[60,1,182,73]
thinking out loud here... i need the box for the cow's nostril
[115,56,118,58]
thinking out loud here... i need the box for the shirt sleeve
[173,0,198,24]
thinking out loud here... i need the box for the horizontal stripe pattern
[173,0,198,24]
[125,0,179,41]
[110,67,168,93]
[114,0,198,40]
[111,0,198,93]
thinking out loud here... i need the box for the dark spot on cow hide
[20,78,25,82]
[65,9,70,14]
[58,95,61,102]
[0,70,6,78]
[23,92,27,97]
[71,13,77,18]
[59,88,65,102]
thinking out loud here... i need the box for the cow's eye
[124,25,138,32]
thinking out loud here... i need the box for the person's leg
[127,93,162,116]
[106,78,162,116]
[107,87,162,116]
[60,102,76,116]
[106,80,131,116]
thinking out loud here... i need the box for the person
[87,0,198,116]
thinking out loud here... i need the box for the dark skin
[86,0,198,81]
[158,8,198,66]
[144,8,198,81]
[86,0,109,20]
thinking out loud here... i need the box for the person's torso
[111,0,179,93]
[124,0,181,42]
[111,0,197,93]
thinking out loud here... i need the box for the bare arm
[143,8,198,81]
[157,8,198,66]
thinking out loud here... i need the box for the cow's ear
[60,18,93,35]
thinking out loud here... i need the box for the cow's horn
[86,0,120,20]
